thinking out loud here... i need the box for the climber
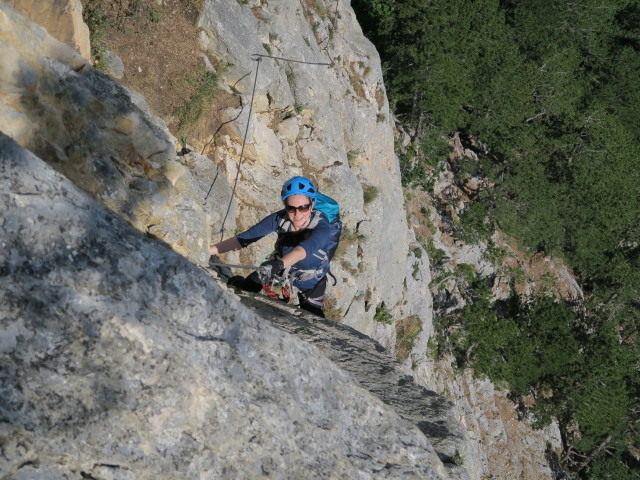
[209,176,333,317]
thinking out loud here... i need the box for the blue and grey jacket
[236,209,332,291]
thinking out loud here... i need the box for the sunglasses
[284,203,311,213]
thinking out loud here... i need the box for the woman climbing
[209,176,333,317]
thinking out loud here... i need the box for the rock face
[0,2,228,267]
[5,0,90,59]
[401,151,573,478]
[196,0,409,340]
[0,1,570,479]
[424,365,563,480]
[235,293,468,479]
[0,132,453,479]
[0,0,411,345]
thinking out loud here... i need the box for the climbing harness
[209,259,297,304]
[275,198,342,285]
[261,282,282,301]
[259,263,298,304]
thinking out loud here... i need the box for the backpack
[313,193,342,261]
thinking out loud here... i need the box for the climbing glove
[258,258,285,282]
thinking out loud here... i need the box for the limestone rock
[0,2,222,266]
[236,293,469,480]
[197,0,410,334]
[0,2,559,478]
[6,0,90,59]
[1,0,409,341]
[0,132,453,479]
[103,48,125,79]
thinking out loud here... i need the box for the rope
[208,261,260,270]
[250,53,334,67]
[212,9,339,240]
[202,102,245,206]
[203,167,220,205]
[201,103,244,158]
[217,56,261,241]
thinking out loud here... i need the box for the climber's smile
[285,194,313,231]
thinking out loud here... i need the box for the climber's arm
[209,237,242,255]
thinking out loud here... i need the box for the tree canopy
[353,0,640,477]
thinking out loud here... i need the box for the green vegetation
[451,450,465,467]
[339,258,359,277]
[82,2,110,70]
[418,236,446,266]
[334,227,365,258]
[395,315,422,361]
[457,288,634,472]
[353,0,639,477]
[362,185,379,204]
[398,142,435,189]
[182,0,204,11]
[347,149,360,167]
[303,0,330,20]
[323,296,341,322]
[286,70,295,85]
[84,0,203,70]
[173,65,221,138]
[148,8,161,23]
[411,261,419,279]
[484,240,509,266]
[283,104,305,120]
[373,302,393,324]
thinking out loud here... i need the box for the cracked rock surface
[0,133,455,479]
[234,293,469,480]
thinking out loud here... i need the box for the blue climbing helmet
[281,176,317,201]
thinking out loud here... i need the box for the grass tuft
[363,185,379,204]
[395,315,422,361]
[173,66,220,137]
[373,302,393,324]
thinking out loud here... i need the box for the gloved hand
[259,258,285,281]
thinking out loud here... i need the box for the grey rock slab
[104,48,125,79]
[231,291,469,474]
[0,132,453,479]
